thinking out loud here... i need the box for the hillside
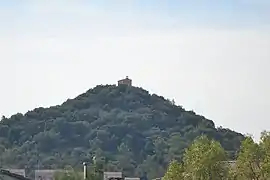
[0,84,244,178]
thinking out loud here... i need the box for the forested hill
[0,84,244,178]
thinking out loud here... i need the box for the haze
[0,0,270,141]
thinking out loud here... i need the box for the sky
[0,0,270,140]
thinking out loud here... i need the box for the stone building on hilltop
[118,76,132,86]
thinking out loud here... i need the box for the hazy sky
[0,0,270,140]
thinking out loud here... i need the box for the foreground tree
[260,131,270,179]
[182,135,228,180]
[163,160,183,180]
[235,132,270,180]
[235,136,262,180]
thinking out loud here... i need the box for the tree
[163,160,183,180]
[54,164,103,180]
[236,131,270,180]
[86,162,103,180]
[260,131,270,179]
[227,167,237,180]
[235,136,264,180]
[54,167,83,180]
[182,135,228,180]
[233,131,270,180]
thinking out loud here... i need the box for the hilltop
[0,84,244,178]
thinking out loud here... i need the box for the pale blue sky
[0,0,270,140]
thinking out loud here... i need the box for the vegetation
[163,132,270,180]
[163,160,183,180]
[182,135,228,179]
[54,164,103,180]
[233,131,270,179]
[54,168,83,180]
[0,84,244,178]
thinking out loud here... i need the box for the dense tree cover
[164,132,270,180]
[0,85,244,179]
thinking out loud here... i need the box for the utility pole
[83,162,87,180]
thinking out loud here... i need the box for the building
[118,76,132,86]
[5,169,25,177]
[125,178,140,180]
[104,172,122,180]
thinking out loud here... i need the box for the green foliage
[231,131,270,180]
[54,164,103,180]
[260,131,270,178]
[182,135,228,180]
[85,163,103,180]
[54,168,83,180]
[227,168,237,180]
[163,132,270,180]
[235,136,262,179]
[163,160,183,180]
[0,85,244,178]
